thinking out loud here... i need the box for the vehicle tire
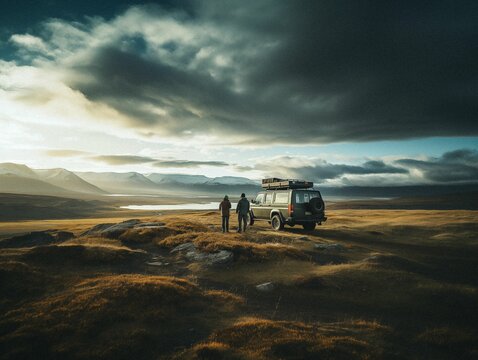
[303,223,316,231]
[309,198,324,214]
[271,214,284,231]
[246,212,254,226]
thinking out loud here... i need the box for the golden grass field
[1,208,477,359]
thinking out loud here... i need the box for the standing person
[236,193,250,233]
[219,195,231,233]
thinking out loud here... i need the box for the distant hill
[3,162,477,201]
[0,174,77,197]
[76,172,160,194]
[206,176,259,186]
[0,163,106,196]
[147,174,210,185]
[0,162,38,178]
[35,169,106,195]
[0,193,110,220]
[147,173,259,186]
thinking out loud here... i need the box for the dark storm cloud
[7,1,478,144]
[90,155,156,165]
[253,157,408,182]
[396,149,478,183]
[153,160,228,168]
[250,149,478,185]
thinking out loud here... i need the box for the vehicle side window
[255,194,265,204]
[264,193,272,205]
[295,192,305,204]
[309,192,320,199]
[274,192,289,203]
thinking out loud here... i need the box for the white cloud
[9,34,51,56]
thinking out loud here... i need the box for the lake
[121,202,238,211]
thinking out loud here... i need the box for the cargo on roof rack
[261,178,313,190]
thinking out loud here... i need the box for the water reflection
[121,202,238,211]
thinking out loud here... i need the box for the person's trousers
[222,216,229,232]
[237,213,247,232]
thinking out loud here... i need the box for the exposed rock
[53,231,75,241]
[135,222,166,228]
[206,250,234,265]
[299,236,310,241]
[0,231,63,249]
[185,250,208,262]
[171,242,196,254]
[146,261,169,266]
[314,243,345,251]
[172,242,233,265]
[80,219,141,237]
[80,223,114,236]
[256,282,274,292]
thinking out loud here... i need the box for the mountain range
[2,162,478,199]
[0,163,261,197]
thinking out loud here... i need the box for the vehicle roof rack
[261,178,313,190]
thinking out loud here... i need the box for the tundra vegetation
[0,208,477,359]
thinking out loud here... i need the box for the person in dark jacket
[236,193,250,233]
[219,195,232,233]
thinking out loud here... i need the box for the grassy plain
[1,204,477,359]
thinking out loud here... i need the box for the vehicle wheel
[271,214,284,231]
[246,213,254,226]
[303,223,316,231]
[309,198,324,214]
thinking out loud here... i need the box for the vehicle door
[262,192,273,218]
[252,193,266,218]
[292,190,310,218]
[273,191,290,218]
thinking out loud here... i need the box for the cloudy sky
[1,0,477,186]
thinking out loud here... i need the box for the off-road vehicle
[249,178,327,231]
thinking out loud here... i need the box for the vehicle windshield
[295,191,321,204]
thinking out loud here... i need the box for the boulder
[53,231,75,241]
[171,242,196,254]
[185,250,208,262]
[80,219,141,238]
[256,282,274,292]
[314,243,345,251]
[206,250,234,265]
[172,242,233,266]
[0,231,62,248]
[135,222,166,229]
[146,261,169,266]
